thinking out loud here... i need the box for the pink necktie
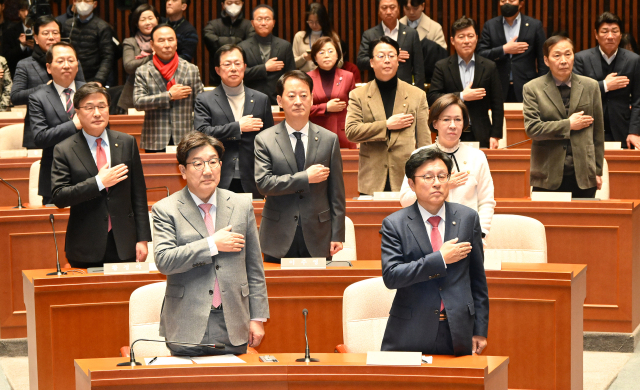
[96,139,111,231]
[428,216,445,313]
[199,203,222,308]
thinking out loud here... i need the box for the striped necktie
[63,88,75,119]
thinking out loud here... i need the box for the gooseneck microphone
[117,338,226,366]
[46,214,66,276]
[500,138,532,149]
[295,308,319,362]
[0,176,24,209]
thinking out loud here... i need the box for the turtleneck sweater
[221,81,245,121]
[375,75,398,119]
[256,34,273,63]
[318,67,336,99]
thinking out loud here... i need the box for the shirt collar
[285,121,310,137]
[552,74,572,87]
[382,20,399,35]
[53,80,77,96]
[188,188,217,209]
[599,46,618,64]
[503,12,521,27]
[408,14,422,28]
[458,54,476,66]
[79,13,95,23]
[82,128,108,147]
[417,202,446,224]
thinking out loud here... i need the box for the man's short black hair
[150,23,175,40]
[595,12,623,32]
[252,4,274,20]
[451,16,477,36]
[177,131,225,166]
[46,41,77,64]
[214,44,246,68]
[400,0,425,7]
[18,0,28,10]
[33,15,61,35]
[276,70,314,97]
[73,82,111,109]
[405,147,453,179]
[368,35,400,59]
[543,35,574,57]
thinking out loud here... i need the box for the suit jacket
[421,38,449,84]
[307,68,357,149]
[254,122,346,258]
[152,187,269,346]
[345,79,431,194]
[29,81,86,198]
[523,72,605,190]
[399,13,447,49]
[356,23,425,90]
[51,129,151,263]
[478,14,549,102]
[574,47,640,143]
[118,37,152,110]
[11,53,85,148]
[193,85,274,198]
[428,55,505,146]
[133,57,204,150]
[3,22,31,78]
[238,35,296,105]
[380,201,489,356]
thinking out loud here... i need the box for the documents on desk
[144,357,193,365]
[531,192,572,202]
[365,351,422,366]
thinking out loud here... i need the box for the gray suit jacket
[152,187,269,346]
[523,72,605,190]
[254,122,346,258]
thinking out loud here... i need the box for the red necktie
[428,216,445,312]
[199,203,222,308]
[96,139,111,231]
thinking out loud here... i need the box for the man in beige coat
[400,0,447,49]
[346,36,430,195]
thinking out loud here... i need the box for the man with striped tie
[29,41,85,205]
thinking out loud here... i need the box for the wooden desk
[74,353,509,390]
[25,262,583,390]
[504,109,530,149]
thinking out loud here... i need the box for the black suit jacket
[574,47,640,144]
[29,81,85,199]
[238,35,296,104]
[51,129,151,263]
[357,23,425,89]
[428,55,504,146]
[478,14,548,102]
[193,85,274,198]
[380,201,489,356]
[421,38,449,84]
[3,22,31,77]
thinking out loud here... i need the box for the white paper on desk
[366,351,422,366]
[144,356,193,365]
[422,355,433,364]
[191,355,246,364]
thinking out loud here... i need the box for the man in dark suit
[574,12,640,149]
[357,0,425,89]
[238,5,295,104]
[429,17,504,149]
[194,44,274,198]
[51,83,151,268]
[478,0,548,102]
[380,147,489,356]
[421,37,448,84]
[254,70,346,263]
[29,42,85,205]
[12,15,85,149]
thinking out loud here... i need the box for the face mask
[75,2,94,17]
[500,3,519,17]
[225,4,242,18]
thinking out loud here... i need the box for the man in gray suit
[523,35,604,198]
[153,132,269,356]
[254,70,346,263]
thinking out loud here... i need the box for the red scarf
[152,53,179,90]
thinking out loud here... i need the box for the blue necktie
[293,132,305,172]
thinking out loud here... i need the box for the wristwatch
[168,91,173,99]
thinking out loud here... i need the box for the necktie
[293,132,305,172]
[198,203,222,309]
[96,139,111,231]
[428,216,445,313]
[63,88,75,119]
[558,84,571,115]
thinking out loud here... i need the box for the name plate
[373,192,401,201]
[531,191,571,202]
[604,141,622,150]
[27,149,43,158]
[271,105,281,112]
[103,262,150,275]
[461,141,480,149]
[281,258,326,269]
[366,351,422,366]
[165,145,177,154]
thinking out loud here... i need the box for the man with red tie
[379,147,489,356]
[51,82,151,268]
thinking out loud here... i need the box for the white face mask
[225,4,242,18]
[75,2,94,17]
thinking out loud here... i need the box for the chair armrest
[247,347,258,354]
[120,346,130,357]
[334,344,351,353]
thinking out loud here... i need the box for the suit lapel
[177,187,210,239]
[448,55,464,90]
[589,47,604,79]
[366,81,387,122]
[397,24,407,48]
[45,83,69,122]
[332,70,347,99]
[407,203,433,255]
[568,74,584,115]
[496,17,508,44]
[274,122,299,173]
[472,57,486,88]
[443,202,460,242]
[215,190,234,232]
[310,71,327,102]
[542,74,568,118]
[150,63,168,92]
[244,87,256,116]
[614,49,628,76]
[516,15,531,43]
[389,82,409,148]
[71,132,99,177]
[305,123,321,168]
[248,37,262,64]
[107,129,124,166]
[214,88,235,123]
[34,61,50,84]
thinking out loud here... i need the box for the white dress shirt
[82,129,111,191]
[599,47,618,93]
[382,20,400,41]
[53,80,77,112]
[407,14,422,30]
[502,13,521,81]
[285,120,309,155]
[458,54,476,102]
[416,202,447,267]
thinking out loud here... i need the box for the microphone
[46,214,66,276]
[117,338,225,366]
[295,308,319,362]
[500,138,532,149]
[147,186,170,198]
[0,176,24,209]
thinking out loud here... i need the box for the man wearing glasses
[380,147,489,356]
[152,131,269,356]
[51,82,151,269]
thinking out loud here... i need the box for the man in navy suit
[380,147,489,356]
[194,44,273,199]
[477,0,548,102]
[29,41,85,205]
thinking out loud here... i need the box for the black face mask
[500,4,520,17]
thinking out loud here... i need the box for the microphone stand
[117,338,226,366]
[46,214,66,276]
[500,138,532,149]
[0,177,24,209]
[296,309,319,362]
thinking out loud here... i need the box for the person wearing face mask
[292,2,343,73]
[117,4,159,111]
[62,0,115,87]
[478,0,548,102]
[203,0,255,86]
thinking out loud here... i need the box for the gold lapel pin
[452,221,456,225]
[403,103,406,107]
[315,137,318,141]
[115,143,118,147]
[526,23,529,26]
[251,100,254,103]
[403,31,406,34]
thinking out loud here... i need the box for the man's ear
[179,164,187,179]
[408,177,416,193]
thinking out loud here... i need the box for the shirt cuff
[95,175,105,191]
[251,318,267,322]
[206,236,219,256]
[460,91,465,101]
[439,251,447,269]
[603,80,609,93]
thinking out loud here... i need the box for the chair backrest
[0,124,26,152]
[595,158,609,200]
[28,160,42,207]
[332,216,357,261]
[128,282,170,357]
[485,214,547,263]
[342,277,396,352]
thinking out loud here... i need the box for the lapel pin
[403,31,406,34]
[115,143,118,147]
[403,103,406,106]
[315,137,318,141]
[526,23,529,26]
[251,100,254,103]
[452,221,456,225]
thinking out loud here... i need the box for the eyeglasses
[318,49,335,56]
[189,158,220,171]
[438,118,464,125]
[220,61,243,69]
[39,30,60,37]
[78,104,108,112]
[414,173,450,184]
[374,53,397,60]
[255,17,273,23]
